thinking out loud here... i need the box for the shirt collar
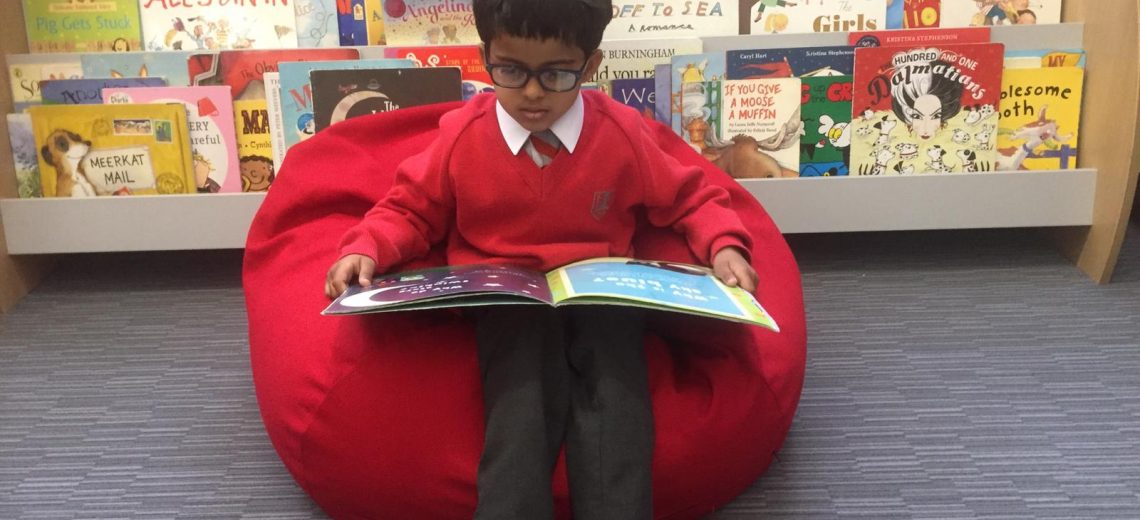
[496,93,584,155]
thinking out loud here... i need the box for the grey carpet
[1,225,1138,519]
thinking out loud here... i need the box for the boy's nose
[522,76,545,98]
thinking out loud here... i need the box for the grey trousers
[472,305,653,520]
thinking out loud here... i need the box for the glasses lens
[491,65,528,88]
[539,70,580,92]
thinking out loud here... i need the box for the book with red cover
[848,26,989,47]
[382,45,493,100]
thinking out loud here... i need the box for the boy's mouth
[520,108,548,121]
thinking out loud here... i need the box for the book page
[323,264,553,315]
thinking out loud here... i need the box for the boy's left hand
[712,247,758,293]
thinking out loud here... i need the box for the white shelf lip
[1,192,267,254]
[742,169,1097,234]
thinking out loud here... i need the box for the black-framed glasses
[485,62,588,93]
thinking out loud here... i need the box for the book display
[1,0,1139,314]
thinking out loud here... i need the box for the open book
[323,257,779,331]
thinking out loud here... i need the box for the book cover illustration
[654,63,672,124]
[310,67,464,132]
[595,38,703,83]
[338,0,368,45]
[102,86,240,193]
[671,52,726,138]
[28,103,195,197]
[365,0,387,45]
[264,72,287,172]
[187,48,361,100]
[940,0,1061,27]
[996,66,1083,171]
[295,0,341,47]
[727,45,856,80]
[278,58,413,156]
[887,0,905,28]
[81,51,193,86]
[680,79,722,151]
[742,0,886,35]
[40,77,167,105]
[848,27,990,47]
[23,0,142,53]
[233,99,275,192]
[1004,49,1085,70]
[904,0,941,28]
[381,0,479,46]
[140,0,299,51]
[714,78,803,178]
[850,43,1005,175]
[382,45,493,99]
[6,114,42,199]
[7,54,84,105]
[604,0,739,40]
[323,258,780,330]
[611,78,658,121]
[800,75,854,176]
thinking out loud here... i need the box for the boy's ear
[583,49,603,82]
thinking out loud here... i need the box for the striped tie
[525,130,561,168]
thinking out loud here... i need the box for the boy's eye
[498,66,526,79]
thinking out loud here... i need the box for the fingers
[357,257,376,288]
[714,262,739,288]
[735,263,759,293]
[325,256,379,299]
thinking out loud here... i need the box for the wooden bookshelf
[0,1,1137,312]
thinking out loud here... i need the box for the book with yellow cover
[28,103,194,198]
[233,99,275,192]
[996,67,1084,171]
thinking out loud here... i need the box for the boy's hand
[325,254,377,299]
[712,247,758,293]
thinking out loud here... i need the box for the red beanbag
[243,102,806,519]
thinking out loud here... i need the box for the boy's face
[484,35,602,133]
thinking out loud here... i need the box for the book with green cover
[23,0,142,53]
[323,257,780,330]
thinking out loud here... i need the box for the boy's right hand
[325,254,377,299]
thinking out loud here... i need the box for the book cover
[139,0,299,51]
[887,0,905,28]
[6,113,43,199]
[81,51,193,86]
[904,0,941,28]
[381,0,479,46]
[23,0,142,53]
[680,79,723,151]
[7,54,84,105]
[102,86,240,193]
[382,45,493,100]
[595,38,704,82]
[727,45,855,79]
[322,257,780,330]
[233,99,275,192]
[264,72,287,173]
[1004,49,1085,70]
[187,48,361,100]
[742,0,886,35]
[800,75,853,176]
[611,78,659,121]
[338,0,369,46]
[940,0,1061,27]
[278,58,413,157]
[310,67,464,132]
[40,77,167,105]
[295,0,341,47]
[28,103,195,197]
[848,26,990,47]
[365,0,387,45]
[716,78,802,177]
[849,42,1005,175]
[605,0,739,40]
[996,66,1083,171]
[654,63,672,124]
[671,53,727,137]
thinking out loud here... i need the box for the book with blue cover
[81,51,193,87]
[727,45,856,80]
[40,77,168,105]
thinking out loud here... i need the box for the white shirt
[495,93,584,155]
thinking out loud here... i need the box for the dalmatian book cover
[27,103,195,198]
[849,42,1004,175]
[323,258,780,331]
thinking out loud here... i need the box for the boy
[325,0,757,517]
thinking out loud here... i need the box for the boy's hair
[474,0,613,57]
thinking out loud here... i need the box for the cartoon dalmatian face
[952,129,971,144]
[977,104,995,119]
[927,145,947,161]
[894,142,919,160]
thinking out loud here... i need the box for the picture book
[995,66,1083,171]
[7,54,84,105]
[848,26,990,47]
[382,46,493,100]
[323,257,780,330]
[800,75,854,176]
[381,0,479,46]
[233,99,275,192]
[22,0,142,53]
[310,67,464,132]
[742,0,886,35]
[102,86,240,193]
[940,0,1061,27]
[6,114,42,199]
[718,78,803,176]
[338,0,368,46]
[672,52,726,138]
[365,0,387,45]
[887,0,905,28]
[849,42,1005,175]
[295,0,341,48]
[604,0,739,40]
[1004,49,1085,70]
[264,72,287,171]
[81,51,193,86]
[277,58,414,157]
[39,77,167,105]
[680,79,722,150]
[28,103,195,197]
[187,48,360,100]
[904,0,941,28]
[611,78,658,121]
[727,45,856,80]
[139,0,299,51]
[654,63,672,124]
[595,38,704,82]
